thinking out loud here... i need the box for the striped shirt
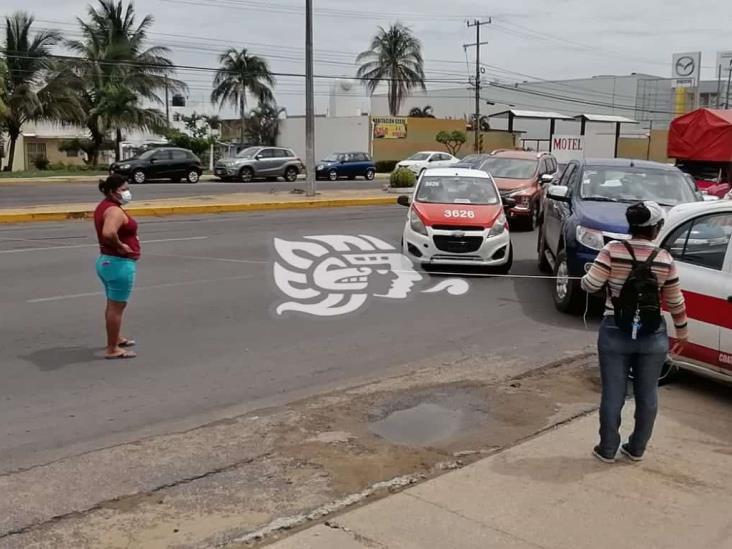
[581,238,688,339]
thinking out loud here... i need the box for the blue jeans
[597,316,669,457]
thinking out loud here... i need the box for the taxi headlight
[576,225,605,250]
[488,213,507,238]
[409,209,428,236]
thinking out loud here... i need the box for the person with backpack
[581,201,687,463]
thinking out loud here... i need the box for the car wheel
[186,170,200,183]
[365,168,375,181]
[537,226,552,273]
[239,167,254,182]
[284,167,298,182]
[494,243,513,275]
[552,250,583,313]
[328,170,338,181]
[132,170,146,184]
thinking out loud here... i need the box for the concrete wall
[371,117,516,162]
[616,130,671,163]
[278,116,370,160]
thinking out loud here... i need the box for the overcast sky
[10,0,732,117]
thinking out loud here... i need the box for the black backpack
[611,241,662,338]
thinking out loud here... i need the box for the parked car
[538,158,701,312]
[478,150,559,230]
[657,200,732,383]
[397,167,513,272]
[395,151,460,177]
[214,146,304,182]
[316,152,376,181]
[453,153,492,169]
[110,147,203,184]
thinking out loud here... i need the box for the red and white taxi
[397,168,512,272]
[658,200,732,382]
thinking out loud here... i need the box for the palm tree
[211,48,275,145]
[409,105,434,118]
[356,23,426,117]
[67,0,181,166]
[244,100,285,146]
[0,13,79,171]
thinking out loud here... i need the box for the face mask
[117,190,132,205]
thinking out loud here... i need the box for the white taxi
[397,168,512,272]
[658,200,732,382]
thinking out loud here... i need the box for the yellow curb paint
[0,196,398,224]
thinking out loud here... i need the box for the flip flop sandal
[105,350,137,360]
[119,339,136,348]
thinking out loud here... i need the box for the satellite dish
[339,79,354,92]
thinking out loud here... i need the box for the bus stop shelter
[572,114,638,157]
[489,109,573,151]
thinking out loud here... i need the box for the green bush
[375,160,399,173]
[32,157,50,170]
[389,167,416,188]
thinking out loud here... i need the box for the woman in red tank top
[94,175,141,359]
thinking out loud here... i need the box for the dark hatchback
[538,158,700,312]
[315,152,376,181]
[110,147,203,184]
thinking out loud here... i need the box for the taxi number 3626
[444,209,475,219]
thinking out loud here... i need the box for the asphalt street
[0,207,598,473]
[0,177,382,207]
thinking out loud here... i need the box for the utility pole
[726,60,732,109]
[465,19,490,153]
[165,77,170,126]
[304,0,316,197]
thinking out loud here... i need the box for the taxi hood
[412,201,503,227]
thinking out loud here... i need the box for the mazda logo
[675,56,695,77]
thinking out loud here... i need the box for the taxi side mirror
[397,195,411,207]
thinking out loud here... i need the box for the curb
[0,196,398,224]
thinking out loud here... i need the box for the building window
[26,142,47,163]
[65,149,79,158]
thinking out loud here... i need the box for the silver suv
[214,146,304,182]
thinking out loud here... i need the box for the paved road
[0,177,382,207]
[0,207,597,473]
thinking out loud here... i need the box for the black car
[110,147,203,184]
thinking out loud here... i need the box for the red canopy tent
[668,108,732,162]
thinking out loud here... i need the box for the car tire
[132,169,146,184]
[186,170,200,184]
[537,226,552,273]
[328,170,338,181]
[494,243,513,275]
[284,167,298,182]
[365,168,375,181]
[552,249,583,313]
[239,167,254,183]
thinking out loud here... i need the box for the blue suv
[537,158,699,312]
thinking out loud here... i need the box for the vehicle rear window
[416,176,499,205]
[172,150,188,160]
[663,213,732,271]
[407,153,430,161]
[481,157,537,179]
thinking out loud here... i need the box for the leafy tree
[211,48,275,145]
[436,130,467,156]
[356,23,425,116]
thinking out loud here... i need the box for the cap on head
[626,201,666,228]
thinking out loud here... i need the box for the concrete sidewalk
[267,383,732,549]
[0,188,397,223]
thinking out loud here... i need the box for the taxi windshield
[580,167,697,206]
[415,176,499,205]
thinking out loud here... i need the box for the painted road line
[0,236,209,254]
[26,274,257,303]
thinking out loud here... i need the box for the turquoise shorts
[96,255,137,302]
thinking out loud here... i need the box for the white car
[396,151,460,176]
[657,200,732,383]
[397,168,512,271]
